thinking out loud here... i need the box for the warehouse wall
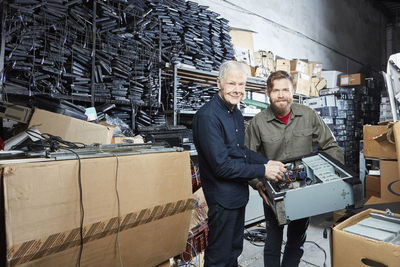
[191,0,387,74]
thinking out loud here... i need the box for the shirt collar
[215,94,237,113]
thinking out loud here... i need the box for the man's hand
[255,181,270,206]
[264,160,285,182]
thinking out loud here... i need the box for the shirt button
[244,155,247,158]
[237,144,239,147]
[235,129,238,132]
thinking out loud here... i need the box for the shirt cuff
[254,164,265,179]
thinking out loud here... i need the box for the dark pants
[204,203,245,267]
[263,202,309,267]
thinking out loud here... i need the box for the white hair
[218,60,248,82]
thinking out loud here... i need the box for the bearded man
[245,70,344,267]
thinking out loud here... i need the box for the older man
[192,61,285,267]
[245,70,344,267]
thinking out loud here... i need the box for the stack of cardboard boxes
[329,124,400,267]
[363,124,400,204]
[275,59,325,96]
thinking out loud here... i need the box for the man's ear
[217,77,221,90]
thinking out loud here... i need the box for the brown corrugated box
[308,61,323,77]
[291,71,311,96]
[2,151,193,266]
[379,160,400,202]
[29,108,114,145]
[290,59,308,74]
[310,77,327,97]
[365,175,380,198]
[275,59,290,73]
[331,209,400,267]
[339,73,365,86]
[363,125,396,159]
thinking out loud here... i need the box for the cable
[63,148,84,267]
[113,153,124,267]
[179,241,198,266]
[25,129,86,151]
[245,228,328,267]
[304,241,327,267]
[243,228,266,247]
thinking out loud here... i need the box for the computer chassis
[263,152,363,225]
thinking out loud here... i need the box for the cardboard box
[308,61,323,77]
[290,59,308,74]
[291,71,311,96]
[303,96,326,109]
[29,108,114,145]
[229,28,255,54]
[365,196,400,205]
[254,51,274,70]
[331,209,400,267]
[340,73,365,86]
[380,160,400,201]
[310,77,327,97]
[242,63,256,77]
[321,70,342,88]
[325,95,337,107]
[2,151,193,266]
[365,175,380,198]
[230,28,255,67]
[275,59,290,73]
[363,125,396,159]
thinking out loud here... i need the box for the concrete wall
[191,0,387,73]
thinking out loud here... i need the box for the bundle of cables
[25,129,86,152]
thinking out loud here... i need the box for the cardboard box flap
[363,125,397,159]
[29,108,114,145]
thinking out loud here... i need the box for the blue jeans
[263,202,309,267]
[204,203,245,267]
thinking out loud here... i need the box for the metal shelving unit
[164,64,268,125]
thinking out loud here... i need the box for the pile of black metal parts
[172,80,218,111]
[1,0,234,130]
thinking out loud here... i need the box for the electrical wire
[179,241,198,267]
[25,129,126,266]
[113,153,124,267]
[22,131,87,266]
[25,129,86,151]
[62,148,84,267]
[244,227,328,267]
[244,228,266,247]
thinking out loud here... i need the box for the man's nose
[233,84,241,92]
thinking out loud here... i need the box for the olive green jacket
[245,103,344,189]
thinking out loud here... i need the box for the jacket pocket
[292,128,313,154]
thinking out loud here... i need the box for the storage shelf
[164,64,267,93]
[2,88,159,107]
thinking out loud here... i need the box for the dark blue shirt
[192,94,268,209]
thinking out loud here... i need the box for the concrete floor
[239,213,333,267]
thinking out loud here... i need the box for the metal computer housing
[264,152,363,225]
